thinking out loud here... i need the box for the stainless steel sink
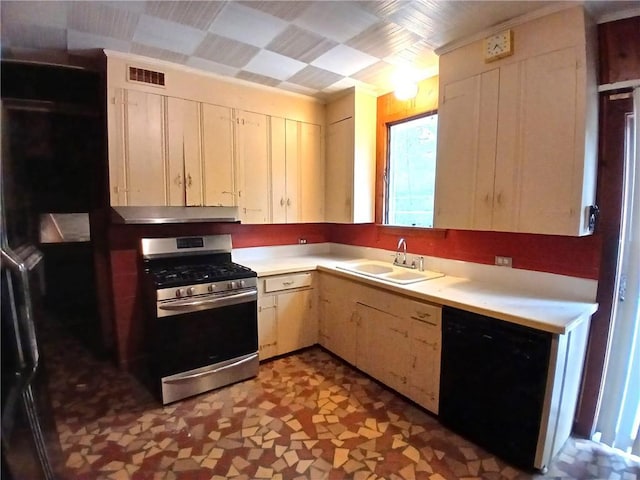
[336,260,444,284]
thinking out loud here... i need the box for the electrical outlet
[494,256,513,267]
[298,238,307,244]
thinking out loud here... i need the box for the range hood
[111,206,240,224]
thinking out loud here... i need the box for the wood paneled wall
[598,16,640,84]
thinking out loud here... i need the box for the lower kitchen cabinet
[319,272,442,415]
[405,304,442,414]
[258,272,317,360]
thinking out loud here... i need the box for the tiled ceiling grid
[0,0,541,98]
[1,1,638,99]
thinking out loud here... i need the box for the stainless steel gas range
[140,235,258,404]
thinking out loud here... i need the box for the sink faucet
[396,238,407,265]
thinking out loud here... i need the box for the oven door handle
[164,353,258,384]
[159,290,257,313]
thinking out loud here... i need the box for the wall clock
[484,29,514,62]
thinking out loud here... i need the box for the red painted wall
[330,224,602,280]
[106,220,601,369]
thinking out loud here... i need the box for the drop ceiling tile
[1,1,68,29]
[266,25,337,63]
[208,2,288,48]
[351,60,396,88]
[239,1,311,22]
[311,45,378,77]
[321,76,361,94]
[293,2,380,43]
[67,30,132,53]
[243,50,305,81]
[346,21,422,59]
[1,23,67,50]
[145,1,225,30]
[277,81,319,96]
[134,14,206,55]
[287,65,342,91]
[384,1,441,40]
[358,0,408,19]
[193,33,259,69]
[185,57,240,78]
[68,2,139,41]
[236,70,281,88]
[130,43,189,65]
[384,40,439,70]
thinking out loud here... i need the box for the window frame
[383,109,438,227]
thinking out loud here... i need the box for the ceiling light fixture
[394,81,418,100]
[393,67,419,100]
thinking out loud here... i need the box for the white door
[595,88,640,456]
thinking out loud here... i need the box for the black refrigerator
[1,101,64,478]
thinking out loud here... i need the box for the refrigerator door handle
[1,246,42,373]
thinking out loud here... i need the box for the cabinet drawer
[402,300,441,327]
[264,272,312,293]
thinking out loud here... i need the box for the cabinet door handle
[174,175,183,186]
[411,315,438,327]
[286,198,291,207]
[187,174,193,187]
[280,197,285,206]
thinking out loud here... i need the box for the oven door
[149,291,258,379]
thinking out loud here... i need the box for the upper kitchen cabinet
[325,88,377,223]
[434,6,598,236]
[105,52,325,213]
[166,97,202,206]
[108,88,167,206]
[201,103,236,207]
[235,110,270,223]
[271,117,324,223]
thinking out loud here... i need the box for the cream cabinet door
[270,118,323,223]
[166,97,202,206]
[107,87,127,206]
[201,103,235,206]
[298,121,324,222]
[258,295,278,360]
[284,119,301,222]
[318,275,356,364]
[276,288,316,355]
[270,117,288,223]
[378,313,410,394]
[325,117,354,223]
[236,110,270,223]
[516,47,582,235]
[434,70,499,230]
[407,318,441,414]
[113,89,167,206]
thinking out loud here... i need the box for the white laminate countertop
[242,254,598,336]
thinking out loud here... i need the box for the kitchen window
[385,112,438,227]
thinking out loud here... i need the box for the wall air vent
[128,66,165,87]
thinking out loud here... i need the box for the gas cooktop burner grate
[150,262,256,288]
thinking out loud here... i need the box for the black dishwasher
[439,306,552,469]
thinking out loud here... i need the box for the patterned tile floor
[44,324,640,480]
